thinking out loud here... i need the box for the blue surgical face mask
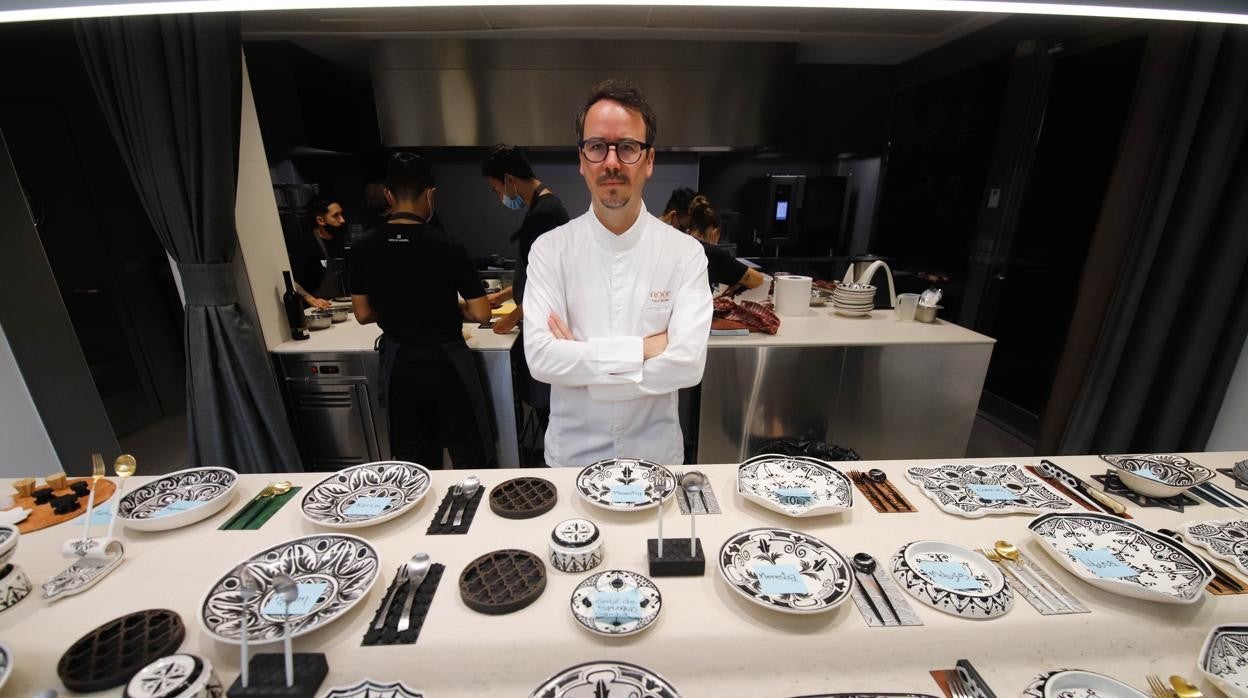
[502,178,525,211]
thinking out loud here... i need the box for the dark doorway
[978,35,1147,435]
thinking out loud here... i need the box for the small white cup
[895,293,920,322]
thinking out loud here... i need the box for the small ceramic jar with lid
[549,518,604,573]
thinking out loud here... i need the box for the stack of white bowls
[833,283,876,317]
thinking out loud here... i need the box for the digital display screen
[775,201,788,221]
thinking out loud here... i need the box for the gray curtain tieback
[178,262,239,306]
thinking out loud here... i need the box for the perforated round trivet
[489,477,558,520]
[459,549,546,615]
[57,608,185,693]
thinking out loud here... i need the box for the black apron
[312,233,346,299]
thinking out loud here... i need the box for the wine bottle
[282,271,309,341]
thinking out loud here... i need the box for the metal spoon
[853,552,902,624]
[396,552,433,633]
[993,540,1068,611]
[237,481,292,529]
[681,472,706,555]
[273,573,299,688]
[452,476,481,528]
[105,455,137,539]
[1170,675,1203,698]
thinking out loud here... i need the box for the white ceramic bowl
[0,524,18,567]
[1103,454,1214,499]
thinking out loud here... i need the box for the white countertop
[273,310,992,354]
[1,452,1243,696]
[271,320,517,353]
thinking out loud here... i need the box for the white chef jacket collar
[589,203,648,252]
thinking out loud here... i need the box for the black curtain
[76,14,301,472]
[1061,24,1248,454]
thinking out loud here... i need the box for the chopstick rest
[427,487,484,535]
[361,563,444,646]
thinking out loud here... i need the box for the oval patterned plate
[570,569,662,637]
[116,467,239,532]
[736,454,853,517]
[1200,624,1248,698]
[575,458,675,511]
[1029,512,1213,604]
[718,527,854,614]
[199,534,380,644]
[890,541,1013,619]
[301,461,431,528]
[529,660,681,698]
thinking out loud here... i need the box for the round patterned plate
[199,534,380,645]
[529,660,681,698]
[1041,670,1149,698]
[736,454,853,517]
[570,569,661,636]
[301,461,431,528]
[575,458,675,511]
[460,549,546,615]
[890,541,1013,619]
[116,467,239,532]
[717,527,855,614]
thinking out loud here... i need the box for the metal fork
[1147,674,1174,698]
[439,483,463,526]
[981,545,1058,613]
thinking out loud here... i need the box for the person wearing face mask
[523,79,713,468]
[351,152,497,468]
[481,145,570,453]
[291,196,347,309]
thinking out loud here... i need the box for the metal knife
[396,563,431,633]
[372,565,409,631]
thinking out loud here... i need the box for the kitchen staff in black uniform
[351,153,496,468]
[687,195,765,293]
[481,144,570,436]
[291,197,348,309]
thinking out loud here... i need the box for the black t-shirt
[350,221,484,345]
[512,190,570,304]
[700,240,749,288]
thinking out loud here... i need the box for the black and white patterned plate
[1028,512,1213,604]
[570,569,662,636]
[1200,624,1248,698]
[529,660,681,698]
[199,534,379,644]
[737,454,853,517]
[718,527,855,614]
[1100,454,1214,489]
[575,459,675,511]
[301,461,431,528]
[905,463,1072,517]
[116,467,239,532]
[1181,520,1248,576]
[890,541,1013,620]
[124,654,223,698]
[0,641,10,693]
[322,679,425,698]
[1032,670,1149,698]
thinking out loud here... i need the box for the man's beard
[597,171,631,210]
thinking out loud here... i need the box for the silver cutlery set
[439,475,482,529]
[374,552,433,634]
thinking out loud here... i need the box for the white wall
[0,323,59,476]
[1208,333,1248,451]
[235,53,294,349]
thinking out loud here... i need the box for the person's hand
[493,310,520,334]
[549,312,576,341]
[307,296,331,310]
[486,292,505,309]
[643,331,668,360]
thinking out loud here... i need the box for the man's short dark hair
[309,196,336,220]
[662,187,696,217]
[481,144,536,181]
[574,78,657,145]
[386,151,436,200]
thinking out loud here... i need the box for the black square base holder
[227,653,328,698]
[647,538,705,577]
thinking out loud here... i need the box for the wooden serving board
[8,478,117,534]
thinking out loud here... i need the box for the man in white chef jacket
[523,78,713,468]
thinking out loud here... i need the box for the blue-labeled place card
[594,589,642,622]
[774,487,814,505]
[153,500,204,519]
[1131,468,1161,482]
[1070,548,1137,579]
[966,483,1019,502]
[345,496,392,517]
[261,581,328,616]
[609,483,648,504]
[917,561,984,591]
[76,503,114,526]
[754,564,810,595]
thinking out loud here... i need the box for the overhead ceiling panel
[645,6,819,32]
[798,9,987,35]
[482,5,650,29]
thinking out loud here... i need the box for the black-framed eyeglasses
[578,138,652,165]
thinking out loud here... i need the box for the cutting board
[492,301,518,317]
[8,478,117,534]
